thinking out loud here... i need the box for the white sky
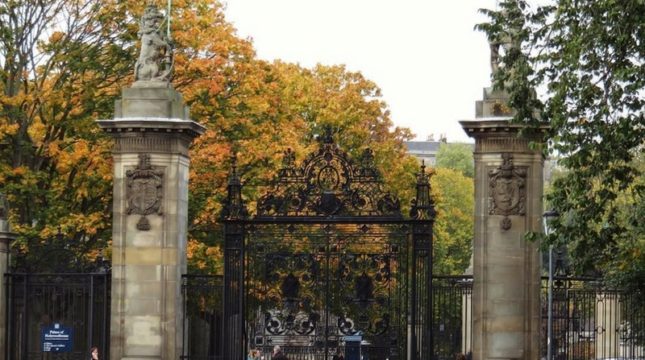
[223,0,499,143]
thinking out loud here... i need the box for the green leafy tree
[431,168,474,275]
[435,143,474,178]
[477,1,644,289]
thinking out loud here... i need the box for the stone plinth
[98,85,204,360]
[460,113,546,360]
[475,87,516,119]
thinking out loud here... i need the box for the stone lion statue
[134,3,173,82]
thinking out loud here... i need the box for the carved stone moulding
[97,119,206,138]
[488,153,527,231]
[126,153,164,231]
[459,120,549,154]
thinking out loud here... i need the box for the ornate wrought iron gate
[221,133,435,360]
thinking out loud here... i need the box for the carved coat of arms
[126,154,164,230]
[488,153,526,230]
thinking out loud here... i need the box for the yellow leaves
[56,139,90,173]
[48,141,61,158]
[31,210,106,242]
[49,31,65,43]
[11,166,29,177]
[28,120,47,142]
[187,239,223,274]
[206,246,222,257]
[0,123,19,136]
[0,92,33,107]
[69,105,85,117]
[187,240,200,260]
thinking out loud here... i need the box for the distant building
[404,140,443,166]
[404,134,473,166]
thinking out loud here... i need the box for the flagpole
[167,0,172,40]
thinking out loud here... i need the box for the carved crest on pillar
[488,153,526,230]
[126,154,164,231]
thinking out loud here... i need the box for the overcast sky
[223,0,499,143]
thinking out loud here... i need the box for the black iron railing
[432,275,645,360]
[5,272,110,360]
[180,273,644,360]
[181,274,223,360]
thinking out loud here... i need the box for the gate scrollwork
[264,310,319,336]
[337,253,393,336]
[264,253,320,309]
[257,131,401,217]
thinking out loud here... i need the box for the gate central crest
[257,134,400,218]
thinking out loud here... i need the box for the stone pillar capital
[460,119,549,155]
[97,85,205,156]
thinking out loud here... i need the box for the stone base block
[115,87,189,120]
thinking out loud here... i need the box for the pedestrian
[455,353,466,360]
[332,348,345,360]
[271,345,288,360]
[89,347,99,360]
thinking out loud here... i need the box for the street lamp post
[543,210,559,360]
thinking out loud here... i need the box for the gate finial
[410,161,435,220]
[222,153,247,219]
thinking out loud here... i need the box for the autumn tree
[0,0,436,277]
[186,60,418,273]
[0,0,137,267]
[477,1,644,289]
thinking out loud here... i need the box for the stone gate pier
[97,4,204,360]
[460,86,546,360]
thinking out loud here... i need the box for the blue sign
[41,323,73,352]
[342,335,362,341]
[343,335,362,360]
